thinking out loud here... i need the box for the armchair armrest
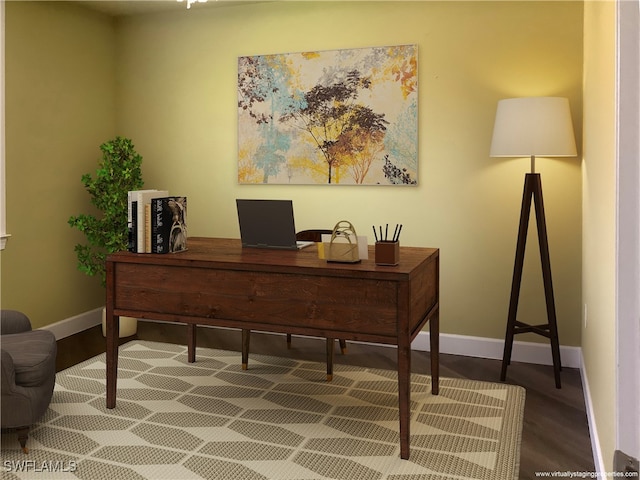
[1,349,16,391]
[1,310,32,335]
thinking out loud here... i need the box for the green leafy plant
[68,137,144,286]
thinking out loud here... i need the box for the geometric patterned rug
[1,340,525,480]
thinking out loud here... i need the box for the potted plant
[68,136,144,337]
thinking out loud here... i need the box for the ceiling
[75,0,263,17]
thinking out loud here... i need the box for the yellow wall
[2,0,624,467]
[1,2,116,327]
[116,1,584,344]
[2,1,584,348]
[582,0,617,470]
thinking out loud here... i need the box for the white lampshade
[490,97,577,158]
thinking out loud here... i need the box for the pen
[374,224,403,242]
[394,224,403,242]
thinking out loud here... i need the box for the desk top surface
[108,237,438,279]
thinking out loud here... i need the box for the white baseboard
[42,307,102,340]
[412,331,582,369]
[580,350,605,474]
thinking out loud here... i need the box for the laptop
[236,199,313,250]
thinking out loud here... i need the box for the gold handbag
[325,220,360,263]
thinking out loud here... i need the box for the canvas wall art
[238,44,418,185]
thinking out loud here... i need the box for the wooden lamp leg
[532,174,562,388]
[501,173,562,388]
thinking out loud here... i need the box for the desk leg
[105,312,119,409]
[397,337,411,460]
[430,311,440,395]
[187,324,196,363]
[326,338,334,382]
[242,329,250,370]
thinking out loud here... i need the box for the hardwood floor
[56,320,595,479]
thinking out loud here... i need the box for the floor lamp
[490,97,577,389]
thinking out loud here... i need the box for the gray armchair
[1,310,57,453]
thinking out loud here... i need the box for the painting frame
[238,44,418,186]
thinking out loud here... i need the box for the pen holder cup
[375,241,400,266]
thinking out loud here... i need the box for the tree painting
[238,45,418,185]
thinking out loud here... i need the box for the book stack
[128,190,187,254]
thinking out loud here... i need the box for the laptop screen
[236,199,300,250]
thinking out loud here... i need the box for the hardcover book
[127,189,169,253]
[127,200,138,252]
[151,196,187,254]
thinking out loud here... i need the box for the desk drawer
[114,263,399,337]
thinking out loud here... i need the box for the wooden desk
[105,237,439,459]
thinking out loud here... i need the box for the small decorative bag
[325,220,360,263]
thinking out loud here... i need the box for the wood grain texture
[109,238,439,345]
[105,237,440,459]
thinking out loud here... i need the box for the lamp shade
[490,97,577,157]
